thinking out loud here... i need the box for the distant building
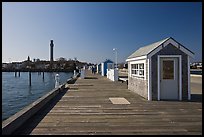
[2,63,8,69]
[197,63,202,69]
[190,62,202,69]
[33,58,40,62]
[35,63,45,69]
[45,64,50,69]
[12,62,23,69]
[27,56,30,61]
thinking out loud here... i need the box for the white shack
[126,37,194,101]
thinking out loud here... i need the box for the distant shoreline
[2,69,77,73]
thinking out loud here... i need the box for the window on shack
[131,63,144,78]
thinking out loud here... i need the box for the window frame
[162,59,175,80]
[130,60,146,80]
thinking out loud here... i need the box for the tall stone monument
[50,40,54,69]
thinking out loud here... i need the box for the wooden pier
[14,70,202,135]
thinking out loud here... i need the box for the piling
[29,71,31,86]
[43,71,45,80]
[15,71,17,77]
[18,71,20,77]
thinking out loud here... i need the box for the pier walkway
[15,70,202,135]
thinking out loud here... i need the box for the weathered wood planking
[14,70,202,135]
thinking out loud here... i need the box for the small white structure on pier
[74,70,76,77]
[107,68,118,81]
[97,63,101,74]
[55,74,60,88]
[80,68,85,79]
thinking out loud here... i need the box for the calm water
[2,72,73,121]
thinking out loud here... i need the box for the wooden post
[29,71,31,86]
[15,71,17,77]
[43,71,44,80]
[18,71,20,77]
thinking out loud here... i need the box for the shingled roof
[127,37,194,59]
[127,37,170,59]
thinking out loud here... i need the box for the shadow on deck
[12,89,68,135]
[190,94,202,103]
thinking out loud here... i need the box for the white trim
[188,56,191,100]
[129,62,131,76]
[180,46,194,58]
[126,55,147,62]
[174,59,176,80]
[130,60,146,80]
[163,38,179,48]
[148,46,163,59]
[157,56,160,101]
[160,58,176,80]
[148,38,194,58]
[101,63,105,76]
[179,56,182,101]
[157,55,182,101]
[147,58,152,101]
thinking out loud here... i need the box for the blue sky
[2,2,202,64]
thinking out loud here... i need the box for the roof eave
[126,55,147,62]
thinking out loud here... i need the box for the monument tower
[50,40,54,62]
[50,40,54,69]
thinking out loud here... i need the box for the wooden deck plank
[14,70,202,135]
